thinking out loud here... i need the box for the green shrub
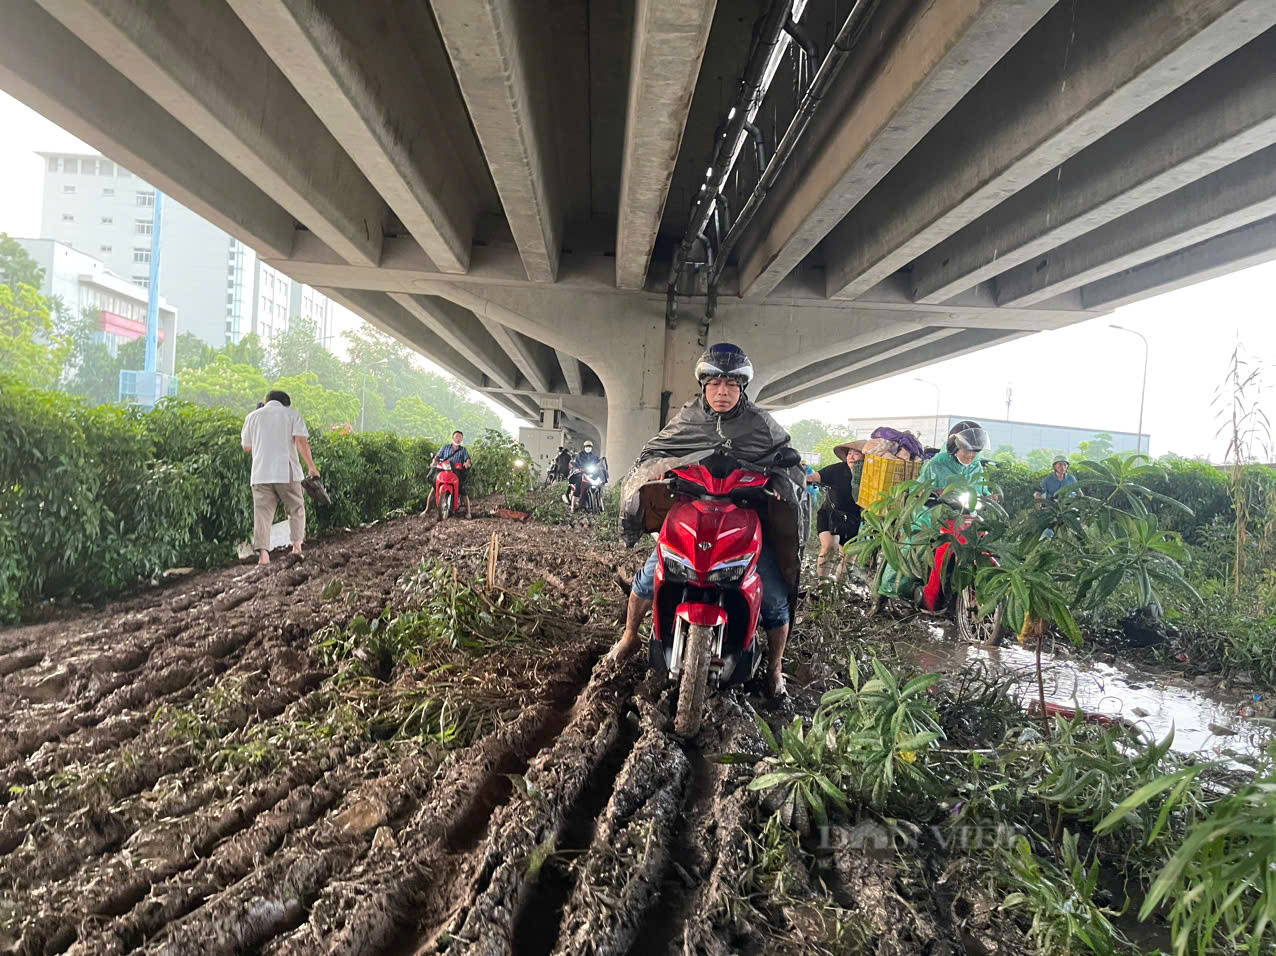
[0,390,505,620]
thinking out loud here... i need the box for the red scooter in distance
[648,450,796,736]
[913,492,1005,645]
[426,460,461,521]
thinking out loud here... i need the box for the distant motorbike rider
[1036,457,1080,501]
[548,446,573,483]
[433,429,473,519]
[608,343,805,698]
[879,420,993,601]
[563,441,606,510]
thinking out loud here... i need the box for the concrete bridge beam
[387,294,521,390]
[735,0,1056,299]
[0,1,296,258]
[1079,214,1276,310]
[824,0,1276,301]
[36,0,387,266]
[995,142,1276,306]
[910,30,1276,304]
[614,0,717,290]
[227,0,495,274]
[431,0,562,282]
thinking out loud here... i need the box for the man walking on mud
[607,344,803,698]
[241,390,319,565]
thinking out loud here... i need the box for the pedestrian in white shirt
[241,390,319,565]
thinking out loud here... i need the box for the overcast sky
[2,91,1272,461]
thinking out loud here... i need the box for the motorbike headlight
[661,546,697,582]
[707,556,751,585]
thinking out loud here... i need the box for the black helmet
[695,343,754,387]
[946,420,988,456]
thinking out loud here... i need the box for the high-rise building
[16,237,177,374]
[38,151,338,351]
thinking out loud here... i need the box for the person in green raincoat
[879,420,993,600]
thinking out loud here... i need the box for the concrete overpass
[5,0,1276,468]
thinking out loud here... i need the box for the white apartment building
[17,237,177,374]
[39,151,336,350]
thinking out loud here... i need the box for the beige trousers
[252,482,306,551]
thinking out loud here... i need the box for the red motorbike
[913,493,1005,644]
[647,449,798,736]
[426,461,462,521]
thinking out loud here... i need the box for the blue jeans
[632,544,790,630]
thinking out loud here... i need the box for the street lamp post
[914,377,942,447]
[360,358,389,432]
[1109,325,1149,454]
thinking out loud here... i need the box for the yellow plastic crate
[857,454,922,509]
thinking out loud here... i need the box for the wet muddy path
[3,511,1269,955]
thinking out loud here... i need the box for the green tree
[0,281,67,389]
[0,234,44,291]
[267,317,349,391]
[787,418,837,454]
[222,332,267,371]
[386,394,449,440]
[1077,432,1115,460]
[174,332,216,372]
[1026,447,1068,471]
[177,355,268,410]
[271,372,359,430]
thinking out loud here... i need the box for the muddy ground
[0,508,1146,955]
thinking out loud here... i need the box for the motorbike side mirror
[774,447,802,468]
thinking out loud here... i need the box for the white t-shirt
[241,401,309,484]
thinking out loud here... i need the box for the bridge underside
[6,0,1276,469]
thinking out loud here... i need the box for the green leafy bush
[0,387,518,621]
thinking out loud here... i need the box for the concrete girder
[1078,214,1276,310]
[555,350,584,395]
[267,233,1098,321]
[995,142,1276,306]
[757,328,965,405]
[226,0,495,274]
[36,0,386,267]
[431,0,562,282]
[478,320,556,393]
[824,0,1276,302]
[734,0,1056,300]
[910,30,1276,304]
[614,0,717,290]
[319,288,491,389]
[387,293,520,390]
[760,328,1030,410]
[322,287,540,424]
[0,1,295,258]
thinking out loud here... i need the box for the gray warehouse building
[840,415,1147,457]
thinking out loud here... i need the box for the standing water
[900,627,1273,762]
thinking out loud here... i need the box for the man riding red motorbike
[608,345,805,722]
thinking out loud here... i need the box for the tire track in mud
[543,687,691,956]
[59,748,421,956]
[255,647,614,956]
[0,673,325,893]
[0,511,647,956]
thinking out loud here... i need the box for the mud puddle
[901,627,1273,760]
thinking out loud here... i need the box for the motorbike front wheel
[674,624,713,737]
[440,490,453,521]
[955,587,1005,645]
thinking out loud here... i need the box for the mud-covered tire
[956,587,1004,645]
[674,624,713,738]
[440,491,453,521]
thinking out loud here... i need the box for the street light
[914,377,942,447]
[1109,325,1149,455]
[359,358,389,432]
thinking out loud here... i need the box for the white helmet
[583,440,594,452]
